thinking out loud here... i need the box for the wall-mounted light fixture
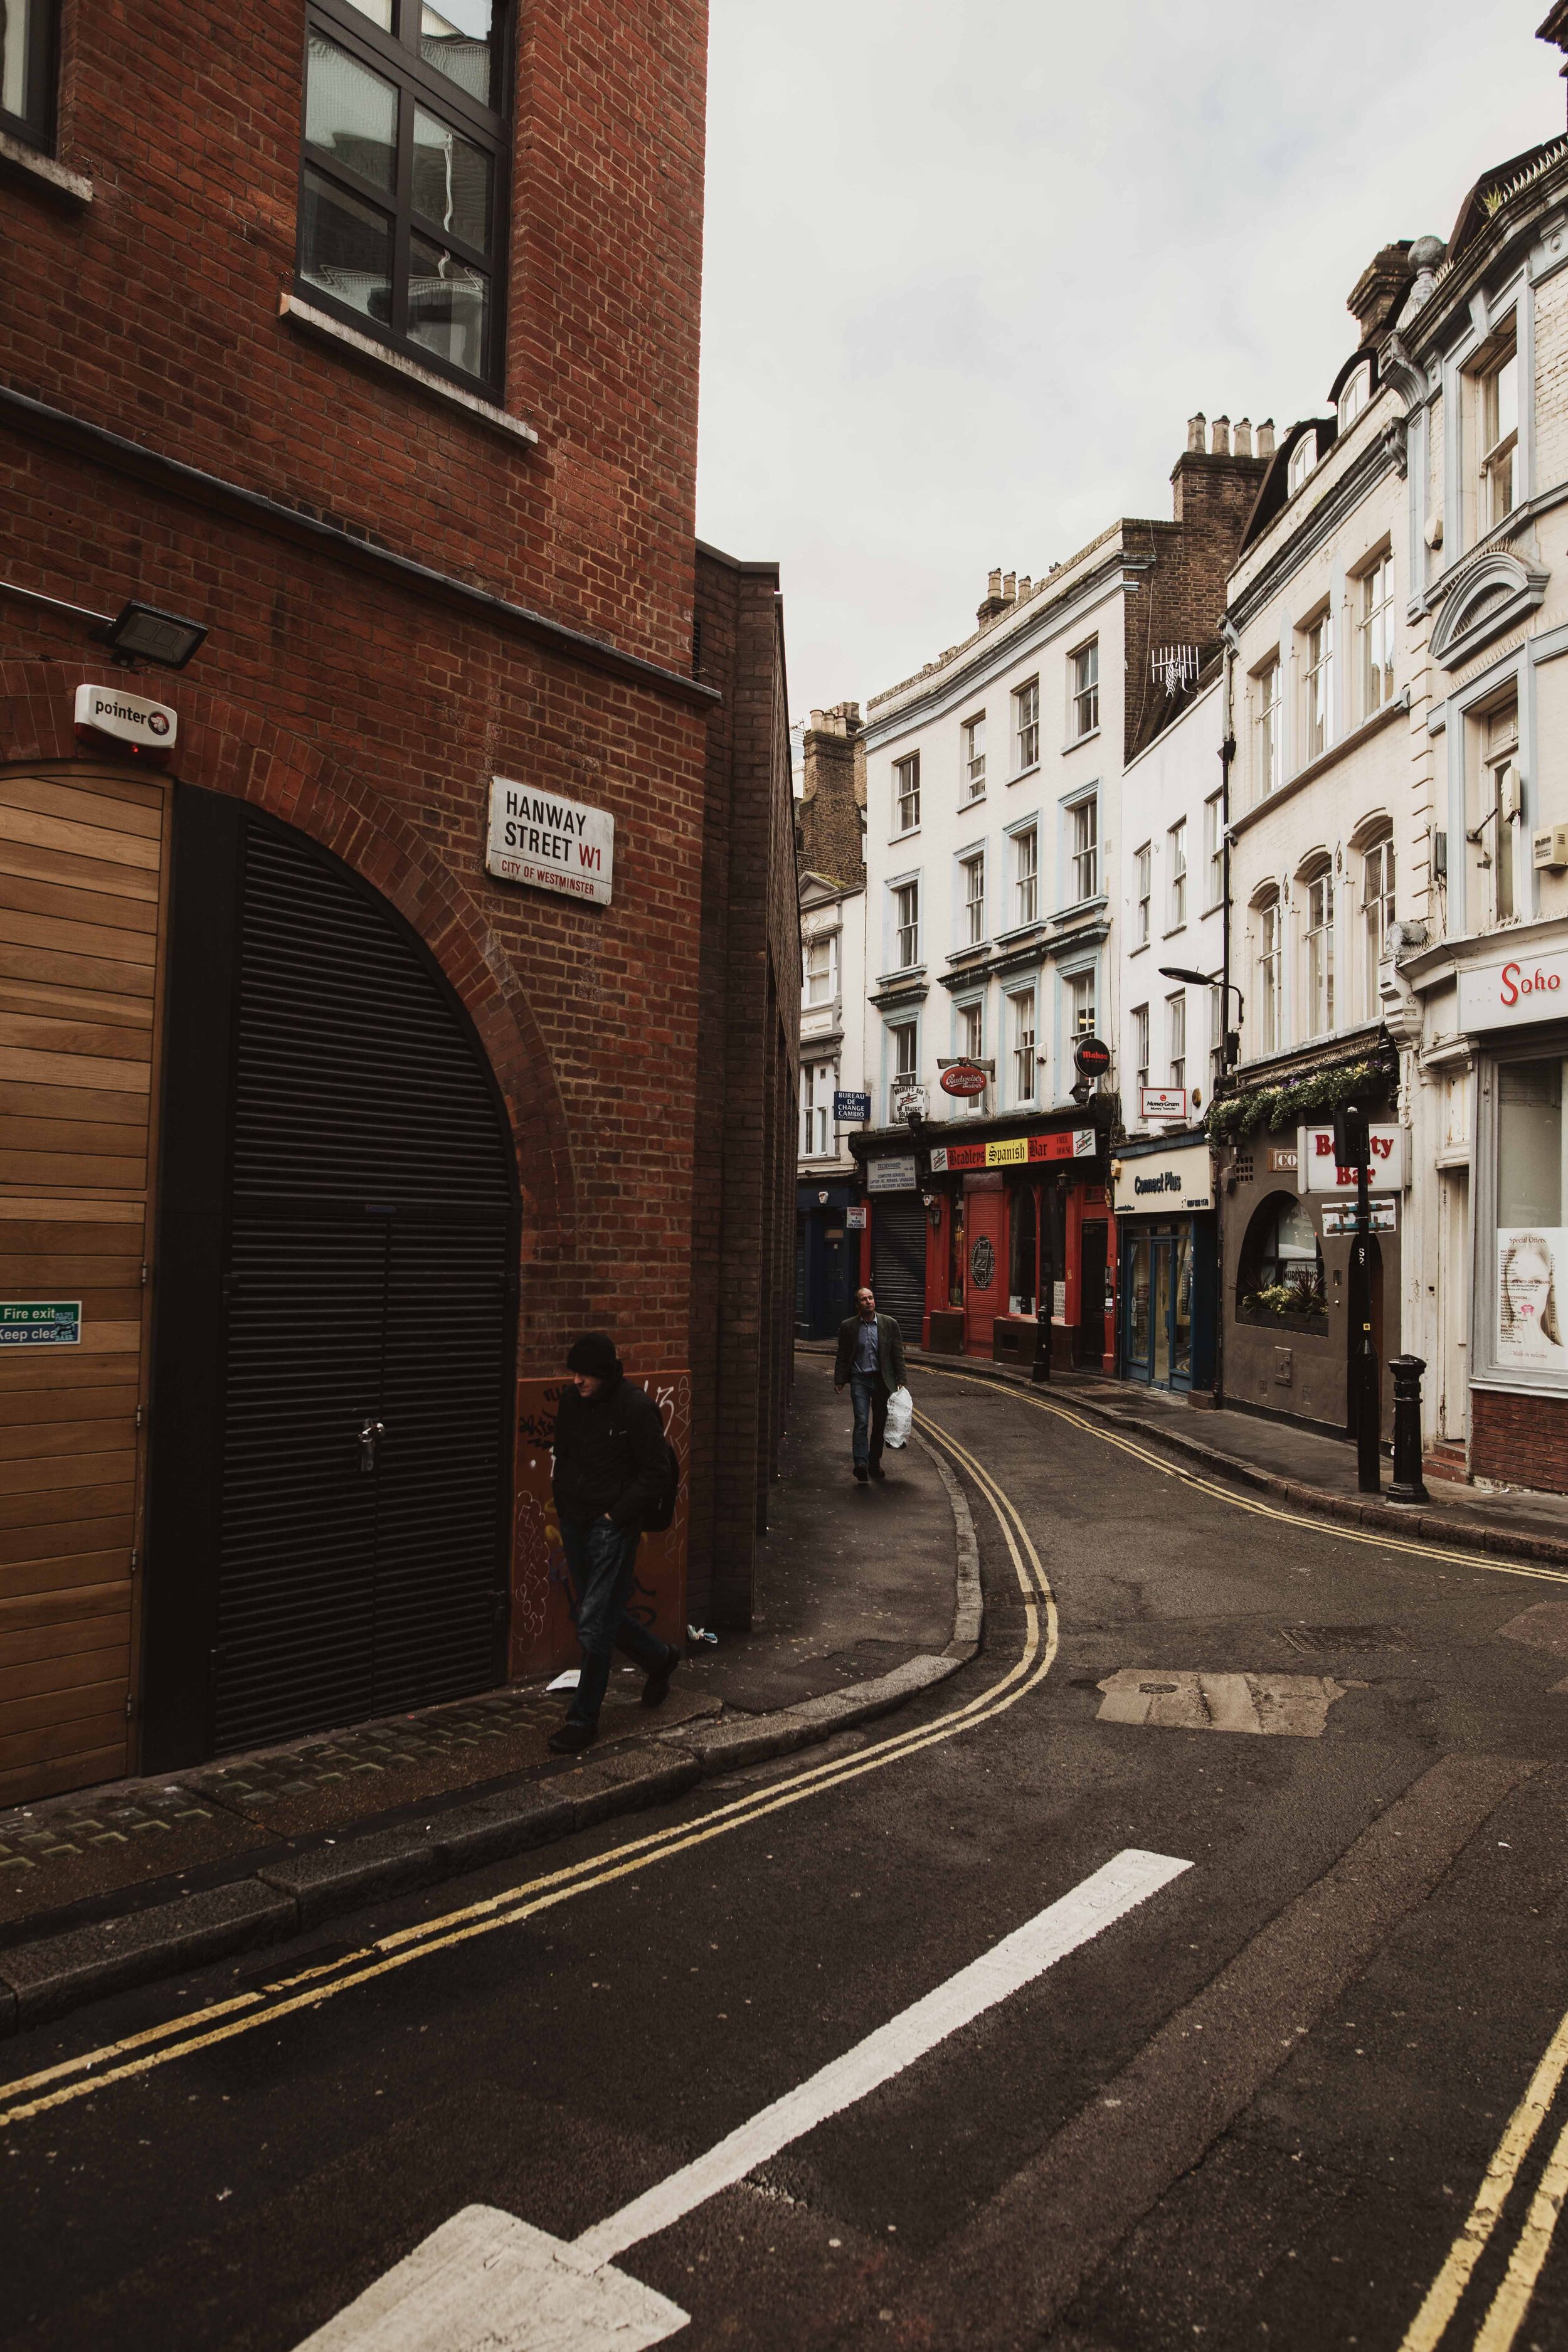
[1,580,207,670]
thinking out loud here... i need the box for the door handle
[359,1417,385,1473]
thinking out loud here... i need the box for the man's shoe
[853,1463,869,1483]
[642,1648,679,1708]
[548,1720,596,1754]
[869,1460,886,1480]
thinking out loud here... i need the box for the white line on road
[297,1848,1192,2351]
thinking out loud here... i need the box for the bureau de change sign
[486,778,615,906]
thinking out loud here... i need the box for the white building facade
[1112,674,1228,1391]
[855,420,1266,1365]
[794,704,870,1339]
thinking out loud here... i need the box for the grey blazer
[833,1311,908,1392]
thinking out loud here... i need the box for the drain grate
[1279,1624,1406,1655]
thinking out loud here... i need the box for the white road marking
[296,1848,1191,2351]
[1096,1669,1348,1736]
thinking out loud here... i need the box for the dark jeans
[849,1371,887,1468]
[559,1515,674,1726]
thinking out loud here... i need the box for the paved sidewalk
[878,1340,1568,1565]
[0,1351,970,2033]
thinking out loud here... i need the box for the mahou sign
[1458,947,1568,1032]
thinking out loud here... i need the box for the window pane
[342,0,394,23]
[1492,352,1518,447]
[413,105,493,252]
[1499,1061,1564,1228]
[421,0,496,104]
[2,0,32,119]
[299,165,395,322]
[408,231,489,374]
[306,34,398,191]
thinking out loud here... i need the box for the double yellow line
[914,1366,1568,1590]
[914,1365,1568,2346]
[0,1409,1054,2134]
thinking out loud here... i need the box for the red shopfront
[924,1126,1115,1370]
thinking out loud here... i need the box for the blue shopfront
[1112,1136,1217,1392]
[796,1179,861,1340]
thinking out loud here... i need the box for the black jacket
[552,1376,667,1529]
[833,1311,907,1392]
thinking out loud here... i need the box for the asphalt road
[9,1356,1568,2352]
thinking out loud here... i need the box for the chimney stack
[1347,242,1414,344]
[976,567,1012,628]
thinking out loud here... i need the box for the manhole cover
[1279,1624,1406,1655]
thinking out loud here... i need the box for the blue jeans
[559,1516,674,1726]
[849,1372,887,1468]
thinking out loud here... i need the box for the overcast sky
[694,1,1564,722]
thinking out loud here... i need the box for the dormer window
[1288,433,1318,495]
[1337,362,1371,432]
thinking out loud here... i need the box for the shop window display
[1495,1059,1568,1371]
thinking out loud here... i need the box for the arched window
[1238,1192,1326,1325]
[1298,855,1335,1038]
[1359,828,1394,1014]
[1254,887,1283,1055]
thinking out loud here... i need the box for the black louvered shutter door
[211,822,514,1754]
[871,1194,928,1343]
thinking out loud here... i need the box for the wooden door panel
[0,1606,129,1669]
[0,763,168,1801]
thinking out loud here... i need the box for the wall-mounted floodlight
[90,600,207,670]
[1,579,208,670]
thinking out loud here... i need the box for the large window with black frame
[299,0,509,391]
[1,0,57,151]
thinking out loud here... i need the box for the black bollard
[1387,1354,1429,1503]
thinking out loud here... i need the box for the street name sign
[486,778,615,906]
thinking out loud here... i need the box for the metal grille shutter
[871,1194,927,1343]
[211,824,514,1754]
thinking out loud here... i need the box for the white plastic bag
[884,1385,913,1449]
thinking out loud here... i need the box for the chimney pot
[809,708,827,732]
[1256,418,1276,458]
[1210,415,1231,456]
[1187,413,1207,454]
[1234,418,1253,457]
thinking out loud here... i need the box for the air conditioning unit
[1534,827,1568,872]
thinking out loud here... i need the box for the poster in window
[1496,1229,1568,1367]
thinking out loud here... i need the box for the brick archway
[0,659,576,1290]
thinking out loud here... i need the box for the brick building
[0,0,795,1801]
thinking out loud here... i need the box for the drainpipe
[1216,615,1241,1409]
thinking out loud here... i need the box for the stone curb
[0,1431,982,2040]
[896,1345,1568,1572]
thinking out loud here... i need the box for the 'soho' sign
[1458,946,1568,1031]
[73,683,177,748]
[486,777,614,907]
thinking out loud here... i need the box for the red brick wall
[18,0,706,674]
[1471,1388,1568,1494]
[688,544,801,1626]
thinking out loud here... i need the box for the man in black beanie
[547,1332,679,1753]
